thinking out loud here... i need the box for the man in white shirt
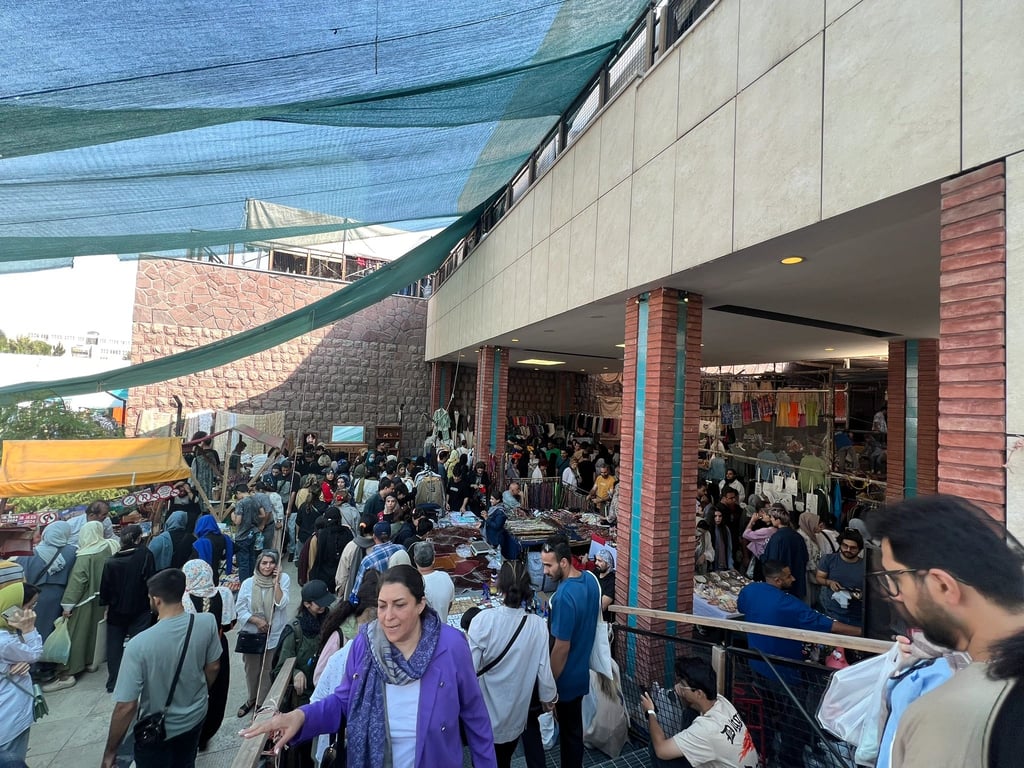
[640,657,759,768]
[412,541,454,624]
[67,500,115,545]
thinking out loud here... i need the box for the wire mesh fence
[610,622,864,768]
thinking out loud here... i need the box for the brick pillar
[473,347,508,460]
[938,161,1007,521]
[617,289,702,679]
[887,339,939,502]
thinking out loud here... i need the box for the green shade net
[0,1,649,398]
[0,197,492,405]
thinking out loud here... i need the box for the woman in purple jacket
[241,564,497,767]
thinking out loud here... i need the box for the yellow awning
[0,438,190,497]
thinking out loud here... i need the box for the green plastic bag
[40,616,71,665]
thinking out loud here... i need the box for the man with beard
[869,495,1024,768]
[542,534,599,768]
[717,468,746,504]
[814,527,866,626]
[594,547,616,621]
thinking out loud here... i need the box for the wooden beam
[230,658,295,768]
[609,604,892,655]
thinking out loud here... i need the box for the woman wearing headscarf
[182,559,236,752]
[241,565,497,767]
[148,510,195,571]
[307,507,352,593]
[16,520,76,640]
[798,512,823,605]
[44,520,118,691]
[0,583,42,763]
[234,549,290,718]
[192,513,233,583]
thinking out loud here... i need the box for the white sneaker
[42,677,77,692]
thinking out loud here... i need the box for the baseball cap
[373,521,392,540]
[301,580,336,609]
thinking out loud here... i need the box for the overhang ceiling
[438,182,940,372]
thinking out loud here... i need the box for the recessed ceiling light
[517,358,565,366]
[700,343,705,347]
[580,368,585,372]
[602,366,608,370]
[780,256,805,265]
[824,347,835,351]
[459,353,465,357]
[510,338,519,342]
[615,343,626,348]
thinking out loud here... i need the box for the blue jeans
[0,726,30,764]
[236,535,256,583]
[287,513,298,558]
[133,722,202,768]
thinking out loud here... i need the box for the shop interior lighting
[615,343,626,348]
[780,256,805,265]
[517,358,565,366]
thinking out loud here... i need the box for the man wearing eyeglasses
[814,528,865,626]
[639,657,759,768]
[869,495,1024,768]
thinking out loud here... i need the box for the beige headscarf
[77,520,119,556]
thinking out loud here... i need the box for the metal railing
[610,605,889,767]
[431,0,721,295]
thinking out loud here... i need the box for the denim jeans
[0,726,31,764]
[287,513,298,558]
[235,535,256,583]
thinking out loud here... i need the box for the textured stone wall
[128,260,431,442]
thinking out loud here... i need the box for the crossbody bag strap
[476,615,529,677]
[587,570,604,621]
[163,614,195,712]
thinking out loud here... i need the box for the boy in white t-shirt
[640,657,759,768]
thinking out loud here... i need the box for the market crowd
[0,432,1021,768]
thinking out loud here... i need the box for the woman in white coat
[468,560,557,768]
[234,548,290,718]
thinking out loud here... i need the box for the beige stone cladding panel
[734,34,823,250]
[822,0,960,218]
[962,0,1024,169]
[676,0,739,138]
[673,100,736,273]
[737,0,825,90]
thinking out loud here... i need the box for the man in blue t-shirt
[542,534,599,768]
[737,560,861,767]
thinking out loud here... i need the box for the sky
[0,256,138,340]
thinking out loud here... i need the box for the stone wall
[128,260,431,442]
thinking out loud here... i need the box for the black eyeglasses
[867,567,924,598]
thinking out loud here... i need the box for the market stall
[0,437,190,555]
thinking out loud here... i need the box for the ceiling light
[580,368,585,372]
[615,343,626,348]
[780,256,805,265]
[510,338,519,342]
[517,358,565,366]
[824,347,835,352]
[602,366,608,370]
[459,353,465,357]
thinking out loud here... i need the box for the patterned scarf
[347,607,442,768]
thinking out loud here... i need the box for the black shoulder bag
[476,615,529,676]
[134,614,194,746]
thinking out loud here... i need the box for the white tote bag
[586,571,614,679]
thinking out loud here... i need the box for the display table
[693,570,750,619]
[693,593,742,620]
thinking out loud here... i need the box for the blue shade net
[0,0,648,399]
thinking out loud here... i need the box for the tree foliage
[0,399,125,509]
[0,329,59,356]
